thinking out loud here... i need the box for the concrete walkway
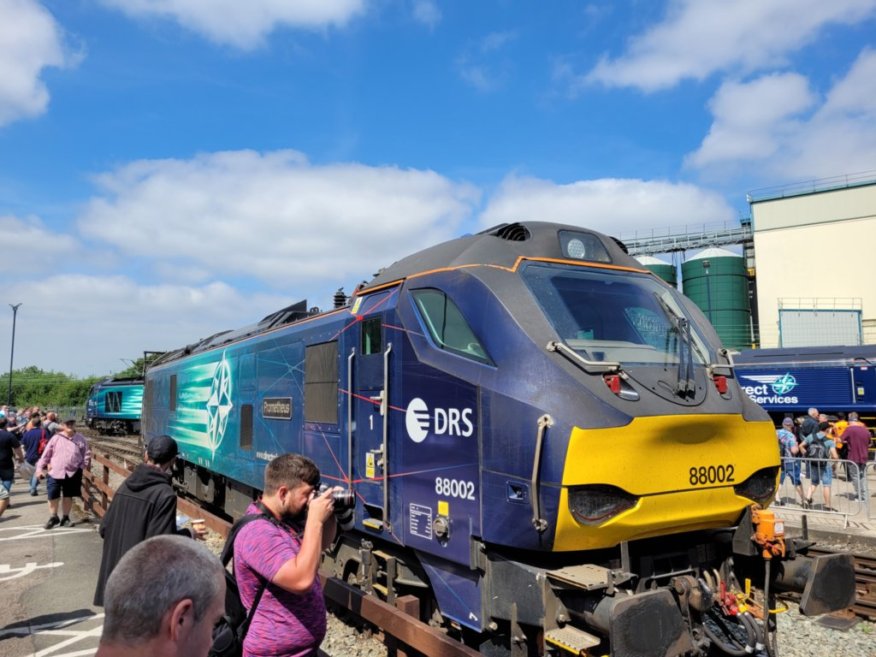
[0,478,103,657]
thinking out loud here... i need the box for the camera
[319,485,355,511]
[318,485,355,530]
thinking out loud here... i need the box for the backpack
[807,433,828,461]
[37,430,48,456]
[209,510,281,657]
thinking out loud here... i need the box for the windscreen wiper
[654,293,695,398]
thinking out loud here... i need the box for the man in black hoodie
[93,435,205,606]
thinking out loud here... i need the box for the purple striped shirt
[36,432,91,479]
[235,503,326,657]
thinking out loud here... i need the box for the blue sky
[1,0,875,378]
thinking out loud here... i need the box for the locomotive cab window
[362,316,382,355]
[522,264,711,366]
[411,289,491,364]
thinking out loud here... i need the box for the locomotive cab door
[350,308,392,531]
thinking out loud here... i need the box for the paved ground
[0,478,103,657]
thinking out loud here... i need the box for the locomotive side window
[169,375,177,411]
[304,341,339,424]
[412,289,492,364]
[240,403,253,449]
[362,316,382,355]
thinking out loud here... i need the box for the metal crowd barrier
[868,461,876,521]
[774,457,872,526]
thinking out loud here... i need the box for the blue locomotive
[85,377,144,435]
[735,345,876,424]
[142,222,854,657]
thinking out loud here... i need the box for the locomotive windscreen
[522,264,711,367]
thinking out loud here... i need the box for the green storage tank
[681,248,752,350]
[636,255,677,287]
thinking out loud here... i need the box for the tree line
[2,356,153,409]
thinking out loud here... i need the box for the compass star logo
[206,354,233,454]
[771,373,798,395]
[740,373,798,395]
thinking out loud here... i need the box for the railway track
[81,428,143,464]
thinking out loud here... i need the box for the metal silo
[636,255,677,287]
[682,248,752,350]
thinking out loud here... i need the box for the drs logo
[405,397,474,443]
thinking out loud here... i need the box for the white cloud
[583,0,876,92]
[411,0,441,29]
[687,49,876,180]
[480,176,736,235]
[1,274,292,377]
[0,215,81,272]
[79,149,481,287]
[8,151,745,378]
[457,31,518,92]
[685,73,815,169]
[100,0,366,49]
[0,0,75,127]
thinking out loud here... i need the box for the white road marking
[0,561,64,581]
[0,525,92,542]
[34,621,103,657]
[0,613,104,657]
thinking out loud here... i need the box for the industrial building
[748,175,876,348]
[626,172,876,350]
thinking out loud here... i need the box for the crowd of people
[92,447,343,657]
[776,407,872,510]
[0,405,81,524]
[1,404,344,657]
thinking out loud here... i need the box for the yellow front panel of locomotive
[553,414,778,551]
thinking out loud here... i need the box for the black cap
[146,435,179,465]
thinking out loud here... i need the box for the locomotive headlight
[566,238,587,259]
[568,484,638,525]
[733,467,779,506]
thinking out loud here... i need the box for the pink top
[235,503,327,657]
[36,432,91,478]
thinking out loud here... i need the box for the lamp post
[7,303,22,407]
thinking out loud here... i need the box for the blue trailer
[733,346,876,423]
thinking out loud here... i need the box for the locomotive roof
[148,222,642,368]
[734,345,876,366]
[96,376,144,386]
[359,221,641,293]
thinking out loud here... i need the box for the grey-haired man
[96,535,225,657]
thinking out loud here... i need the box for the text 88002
[434,477,476,500]
[688,465,735,486]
